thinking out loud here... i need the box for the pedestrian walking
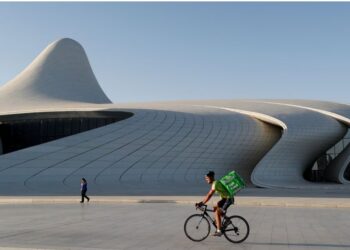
[80,178,90,203]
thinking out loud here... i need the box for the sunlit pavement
[0,202,349,250]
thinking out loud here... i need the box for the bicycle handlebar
[195,203,207,211]
[195,203,218,213]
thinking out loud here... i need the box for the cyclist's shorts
[218,197,234,212]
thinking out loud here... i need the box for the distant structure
[0,38,349,195]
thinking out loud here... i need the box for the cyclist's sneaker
[212,230,222,237]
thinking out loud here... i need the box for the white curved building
[0,38,349,195]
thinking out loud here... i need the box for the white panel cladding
[251,117,346,188]
[1,38,350,194]
[0,107,280,195]
[257,100,350,185]
[181,100,348,188]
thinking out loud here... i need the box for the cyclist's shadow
[246,242,350,248]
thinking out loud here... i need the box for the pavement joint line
[0,196,349,208]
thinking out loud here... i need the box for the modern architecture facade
[0,38,349,195]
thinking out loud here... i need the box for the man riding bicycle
[197,171,234,237]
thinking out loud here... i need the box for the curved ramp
[261,100,350,184]
[325,143,350,184]
[191,100,348,188]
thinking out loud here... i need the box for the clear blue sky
[0,2,349,103]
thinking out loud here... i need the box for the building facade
[0,38,349,195]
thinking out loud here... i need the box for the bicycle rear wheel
[223,215,249,243]
[184,214,210,242]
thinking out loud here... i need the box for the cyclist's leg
[222,197,234,213]
[215,199,226,231]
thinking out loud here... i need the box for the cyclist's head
[205,171,215,183]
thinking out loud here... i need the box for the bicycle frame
[196,204,233,232]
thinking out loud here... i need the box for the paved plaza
[0,202,349,250]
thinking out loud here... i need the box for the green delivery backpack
[219,171,246,197]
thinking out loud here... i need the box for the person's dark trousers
[81,190,90,203]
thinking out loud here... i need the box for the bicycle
[184,203,249,243]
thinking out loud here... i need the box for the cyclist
[196,171,234,237]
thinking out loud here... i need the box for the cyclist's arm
[202,189,215,204]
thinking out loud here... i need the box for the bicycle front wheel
[223,215,249,243]
[184,214,210,242]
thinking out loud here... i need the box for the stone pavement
[0,195,348,208]
[0,203,349,250]
[0,193,350,208]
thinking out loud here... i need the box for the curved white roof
[0,39,350,195]
[0,38,111,111]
